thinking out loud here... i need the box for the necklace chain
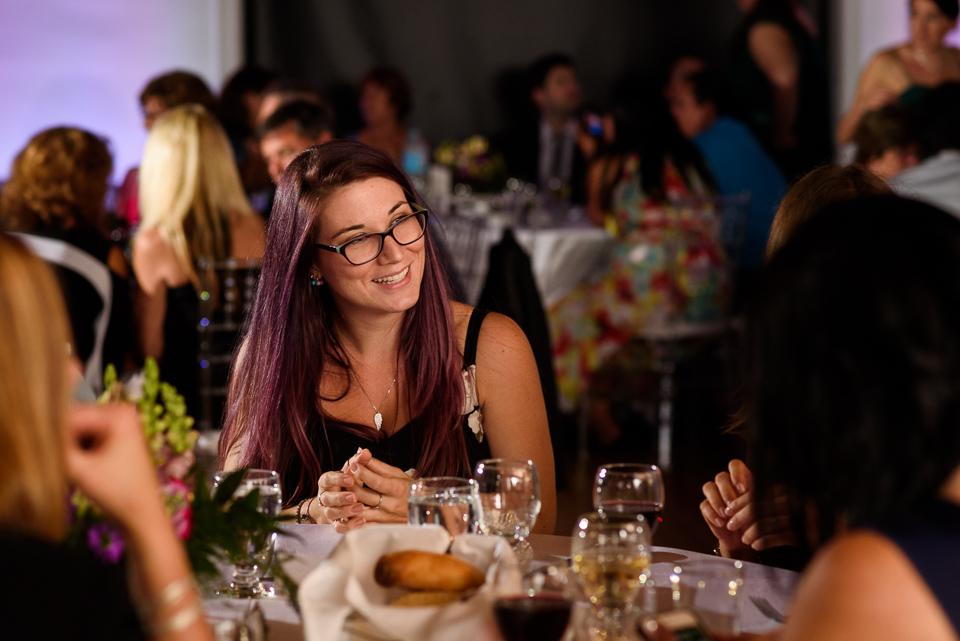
[353,370,397,430]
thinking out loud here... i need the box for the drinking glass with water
[473,458,541,547]
[211,469,282,598]
[407,476,481,538]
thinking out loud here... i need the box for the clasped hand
[700,459,796,559]
[315,449,414,534]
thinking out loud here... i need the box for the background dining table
[435,209,615,308]
[203,524,799,641]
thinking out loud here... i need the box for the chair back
[195,257,260,431]
[9,232,112,391]
[435,214,487,303]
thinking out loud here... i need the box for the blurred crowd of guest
[0,0,958,435]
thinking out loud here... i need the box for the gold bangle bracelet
[148,600,203,636]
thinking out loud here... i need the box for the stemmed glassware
[493,561,573,641]
[571,512,652,640]
[473,458,541,551]
[593,463,665,535]
[407,476,481,538]
[211,469,282,598]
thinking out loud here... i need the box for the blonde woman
[133,104,265,413]
[0,233,212,640]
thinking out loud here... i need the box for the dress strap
[463,309,489,368]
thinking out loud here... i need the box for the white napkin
[299,524,516,641]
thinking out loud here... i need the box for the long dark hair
[747,196,960,551]
[219,141,464,505]
[599,88,716,208]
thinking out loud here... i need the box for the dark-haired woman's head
[221,141,464,503]
[269,140,435,324]
[748,196,960,551]
[911,0,959,49]
[359,66,412,125]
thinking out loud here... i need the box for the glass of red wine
[493,562,573,641]
[593,463,665,535]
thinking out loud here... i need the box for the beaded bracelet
[137,575,196,621]
[148,600,203,636]
[297,496,311,524]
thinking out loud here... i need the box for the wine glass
[494,561,573,641]
[407,476,481,538]
[571,511,652,640]
[594,463,665,535]
[211,469,282,598]
[473,459,541,548]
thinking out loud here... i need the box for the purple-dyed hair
[218,140,465,506]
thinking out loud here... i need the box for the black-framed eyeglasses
[315,210,428,266]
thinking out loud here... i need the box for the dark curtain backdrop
[248,0,824,143]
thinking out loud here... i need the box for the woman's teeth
[373,266,408,284]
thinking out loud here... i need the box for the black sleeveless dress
[288,309,493,501]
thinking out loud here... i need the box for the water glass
[571,512,651,640]
[669,558,744,635]
[473,458,541,546]
[407,476,480,538]
[211,469,282,598]
[594,463,665,535]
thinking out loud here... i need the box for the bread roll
[374,550,485,592]
[390,590,462,607]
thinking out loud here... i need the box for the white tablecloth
[203,525,799,640]
[437,214,614,307]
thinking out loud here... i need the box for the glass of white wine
[571,511,652,640]
[407,476,481,538]
[211,469,282,598]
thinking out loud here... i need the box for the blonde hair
[0,234,70,541]
[138,104,254,287]
[0,127,112,232]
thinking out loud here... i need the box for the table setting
[200,458,799,641]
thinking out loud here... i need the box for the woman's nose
[379,235,405,263]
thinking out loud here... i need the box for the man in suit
[500,53,589,204]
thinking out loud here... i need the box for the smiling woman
[218,140,557,534]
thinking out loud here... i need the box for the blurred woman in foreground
[0,234,211,640]
[659,197,960,641]
[701,165,893,563]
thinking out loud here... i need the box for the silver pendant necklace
[353,371,397,430]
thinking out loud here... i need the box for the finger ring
[336,517,347,524]
[318,490,329,506]
[374,492,383,510]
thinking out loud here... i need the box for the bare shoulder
[229,211,266,261]
[782,530,954,641]
[132,228,177,273]
[451,303,531,362]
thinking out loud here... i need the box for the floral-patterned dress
[549,154,728,411]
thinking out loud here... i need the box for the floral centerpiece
[433,135,508,193]
[66,357,296,599]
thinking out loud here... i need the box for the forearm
[124,507,213,641]
[771,81,799,147]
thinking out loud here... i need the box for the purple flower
[87,522,126,563]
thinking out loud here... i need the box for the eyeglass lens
[343,213,425,264]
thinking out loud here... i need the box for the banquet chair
[9,232,112,393]
[435,214,486,303]
[580,194,749,470]
[195,257,260,432]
